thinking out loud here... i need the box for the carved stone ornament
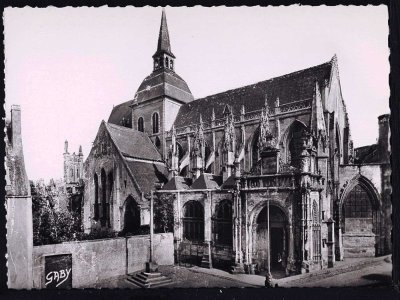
[223,111,236,152]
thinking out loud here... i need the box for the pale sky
[4,6,389,181]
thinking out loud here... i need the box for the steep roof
[108,100,132,126]
[354,144,379,164]
[162,176,192,191]
[133,67,194,105]
[190,173,222,190]
[105,122,162,161]
[124,160,168,193]
[173,59,333,128]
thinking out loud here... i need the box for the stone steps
[126,271,172,288]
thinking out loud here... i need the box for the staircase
[127,271,172,288]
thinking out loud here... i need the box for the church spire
[153,9,176,71]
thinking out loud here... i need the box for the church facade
[83,10,391,276]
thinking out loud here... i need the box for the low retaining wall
[32,233,174,288]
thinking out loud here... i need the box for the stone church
[83,10,391,276]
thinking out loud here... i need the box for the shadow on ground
[361,273,392,287]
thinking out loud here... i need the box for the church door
[255,204,287,275]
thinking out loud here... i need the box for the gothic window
[287,121,307,167]
[252,130,260,166]
[123,196,141,234]
[108,172,113,206]
[152,112,159,134]
[165,57,169,68]
[182,201,204,242]
[138,117,144,132]
[101,169,110,227]
[94,173,99,221]
[343,184,373,218]
[155,136,161,148]
[312,200,321,262]
[170,59,174,70]
[213,200,233,245]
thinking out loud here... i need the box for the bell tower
[152,9,175,72]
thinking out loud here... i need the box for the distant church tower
[63,140,84,184]
[131,9,194,158]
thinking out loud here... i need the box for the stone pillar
[231,190,244,273]
[6,105,33,289]
[201,192,212,268]
[173,192,182,264]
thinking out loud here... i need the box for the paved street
[92,255,392,289]
[283,257,392,287]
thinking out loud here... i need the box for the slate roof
[108,100,132,126]
[220,175,237,190]
[354,144,379,164]
[162,176,192,191]
[124,160,169,194]
[190,173,222,190]
[153,9,175,58]
[133,68,194,105]
[105,122,162,161]
[173,59,333,128]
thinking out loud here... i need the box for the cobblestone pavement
[91,256,392,289]
[92,265,254,289]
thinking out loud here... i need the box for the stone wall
[32,233,173,288]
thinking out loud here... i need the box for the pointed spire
[79,145,83,156]
[153,9,175,58]
[211,108,216,121]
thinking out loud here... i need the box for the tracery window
[213,200,233,245]
[343,184,373,218]
[138,117,144,132]
[152,112,159,134]
[182,201,204,242]
[94,173,99,221]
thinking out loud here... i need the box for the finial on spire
[64,140,69,154]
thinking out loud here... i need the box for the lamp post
[265,199,273,287]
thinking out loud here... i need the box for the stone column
[201,192,212,268]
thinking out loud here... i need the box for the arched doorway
[255,204,288,276]
[123,196,141,235]
[342,183,380,257]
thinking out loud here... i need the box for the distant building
[63,140,84,194]
[82,10,391,276]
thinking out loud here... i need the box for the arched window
[287,121,307,168]
[108,172,113,205]
[152,112,159,134]
[155,136,161,148]
[343,184,373,219]
[213,201,232,245]
[100,169,108,227]
[123,196,141,234]
[183,201,204,241]
[94,173,99,221]
[138,117,144,132]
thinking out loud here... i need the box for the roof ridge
[190,59,333,104]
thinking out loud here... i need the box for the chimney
[378,114,390,163]
[10,105,22,151]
